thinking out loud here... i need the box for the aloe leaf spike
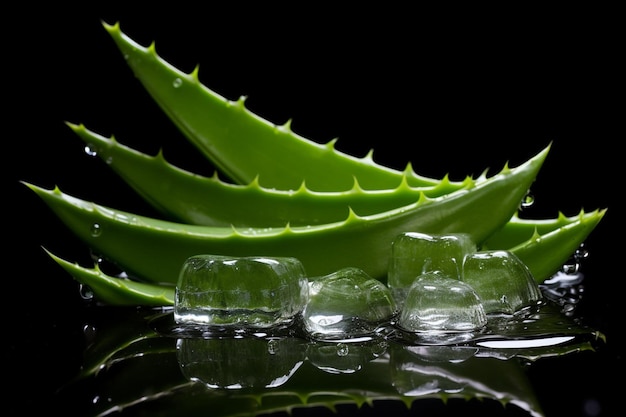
[103,21,469,192]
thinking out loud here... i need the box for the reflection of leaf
[55,308,603,416]
[74,308,164,378]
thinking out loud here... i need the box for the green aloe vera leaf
[103,21,470,192]
[502,210,606,283]
[482,211,599,250]
[44,248,175,306]
[69,122,475,227]
[42,210,602,307]
[23,145,547,285]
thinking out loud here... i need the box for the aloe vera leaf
[481,211,596,250]
[44,248,175,306]
[69,122,474,226]
[103,21,469,192]
[22,145,547,284]
[505,209,606,283]
[43,209,603,306]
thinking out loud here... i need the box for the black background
[7,4,623,416]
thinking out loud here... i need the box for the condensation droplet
[562,303,576,315]
[84,144,98,157]
[267,339,278,355]
[519,191,535,209]
[79,283,94,300]
[561,262,580,274]
[371,340,388,357]
[83,323,97,344]
[336,343,349,356]
[173,78,183,88]
[91,223,102,237]
[574,243,589,262]
[89,249,103,265]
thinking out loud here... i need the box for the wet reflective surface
[33,300,601,416]
[8,269,616,417]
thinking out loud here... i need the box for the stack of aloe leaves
[24,21,606,308]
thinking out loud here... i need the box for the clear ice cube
[397,271,487,333]
[461,250,542,314]
[388,232,476,305]
[302,267,397,339]
[174,255,309,328]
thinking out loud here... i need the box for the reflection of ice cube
[397,272,487,333]
[176,337,306,389]
[306,339,388,374]
[174,255,309,327]
[388,232,476,305]
[302,267,397,339]
[461,250,542,314]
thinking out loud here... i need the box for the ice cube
[388,232,476,306]
[461,250,542,314]
[302,267,397,339]
[174,255,309,328]
[397,271,487,333]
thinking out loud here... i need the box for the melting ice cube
[388,232,476,306]
[461,250,542,314]
[397,272,487,333]
[302,267,397,339]
[174,255,309,327]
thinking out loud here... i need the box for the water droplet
[89,251,103,264]
[83,323,97,343]
[519,191,535,209]
[173,78,183,88]
[371,340,388,357]
[561,262,580,274]
[91,223,102,237]
[84,144,98,157]
[562,303,576,315]
[79,283,94,300]
[574,243,589,261]
[267,339,278,355]
[336,343,349,356]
